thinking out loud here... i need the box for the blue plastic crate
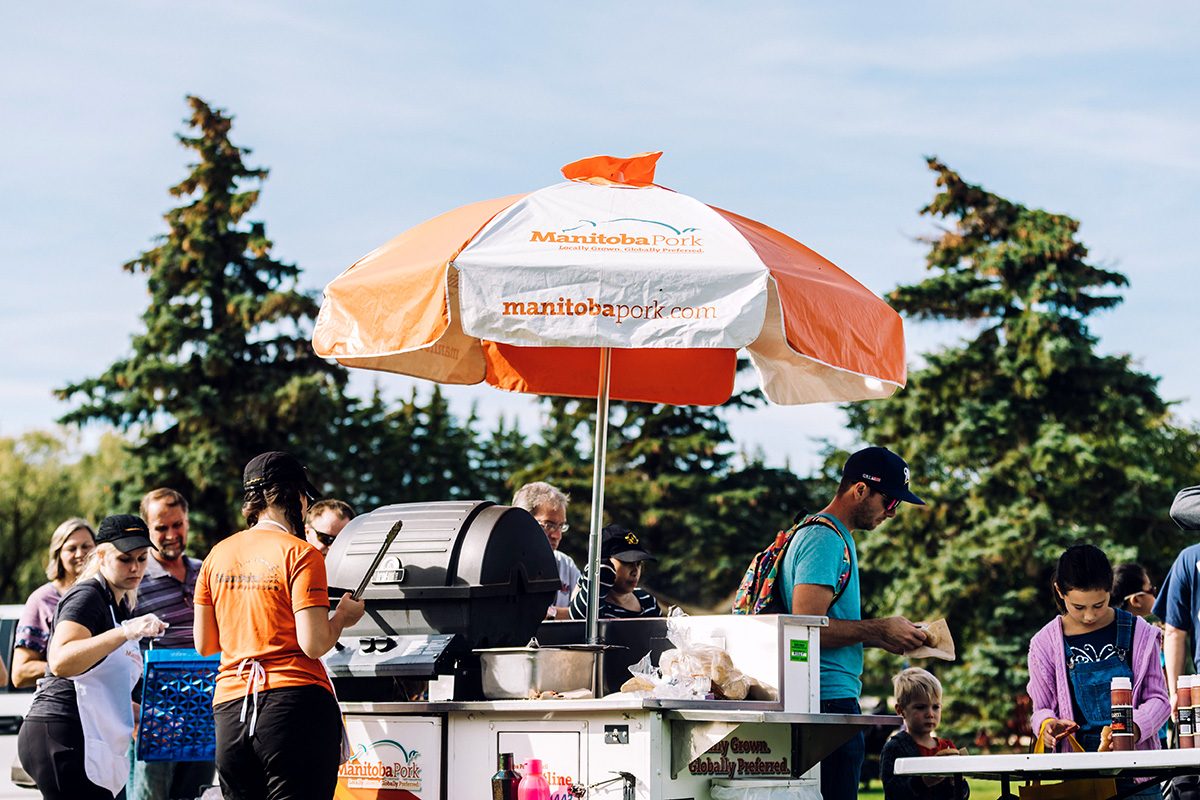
[136,648,220,762]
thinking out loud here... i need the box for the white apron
[68,583,143,796]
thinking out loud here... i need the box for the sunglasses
[872,488,901,512]
[309,529,337,547]
[1124,585,1158,603]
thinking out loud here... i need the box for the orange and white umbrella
[313,152,907,637]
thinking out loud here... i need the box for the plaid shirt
[137,554,203,649]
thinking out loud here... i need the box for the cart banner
[689,723,792,780]
[336,716,441,799]
[454,181,769,349]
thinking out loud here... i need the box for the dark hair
[1052,544,1113,612]
[242,482,306,540]
[1111,563,1149,609]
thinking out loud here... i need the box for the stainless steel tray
[476,645,607,699]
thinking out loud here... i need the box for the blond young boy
[878,668,969,800]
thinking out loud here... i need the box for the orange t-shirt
[194,526,332,706]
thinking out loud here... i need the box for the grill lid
[325,500,559,649]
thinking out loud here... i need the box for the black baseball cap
[601,524,656,563]
[243,451,321,501]
[842,446,925,506]
[95,514,157,553]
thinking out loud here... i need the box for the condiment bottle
[1110,676,1135,751]
[1179,675,1195,749]
[517,758,551,800]
[1191,676,1200,748]
[492,752,520,800]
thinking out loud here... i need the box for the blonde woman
[17,514,167,799]
[11,517,97,688]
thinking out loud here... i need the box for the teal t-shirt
[780,514,861,700]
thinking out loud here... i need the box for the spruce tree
[57,96,346,544]
[848,159,1200,742]
[470,413,532,505]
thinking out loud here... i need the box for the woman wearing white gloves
[17,514,167,799]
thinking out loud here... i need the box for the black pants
[214,684,342,800]
[17,717,125,799]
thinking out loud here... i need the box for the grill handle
[352,519,403,600]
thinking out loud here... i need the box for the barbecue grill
[322,500,560,700]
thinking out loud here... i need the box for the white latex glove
[121,614,168,642]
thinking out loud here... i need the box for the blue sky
[2,2,1196,473]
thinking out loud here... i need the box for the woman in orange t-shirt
[194,451,365,800]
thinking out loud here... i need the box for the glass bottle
[491,752,520,800]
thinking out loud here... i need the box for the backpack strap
[791,514,853,609]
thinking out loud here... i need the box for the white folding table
[895,749,1200,799]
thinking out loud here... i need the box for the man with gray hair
[513,481,579,619]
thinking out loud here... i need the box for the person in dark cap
[781,446,929,800]
[17,514,167,799]
[193,450,364,800]
[568,524,661,620]
[1151,484,1200,725]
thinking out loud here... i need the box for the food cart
[323,500,897,799]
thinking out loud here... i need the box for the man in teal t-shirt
[781,446,928,800]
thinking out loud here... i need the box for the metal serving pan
[476,644,610,700]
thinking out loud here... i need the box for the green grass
[860,778,1007,799]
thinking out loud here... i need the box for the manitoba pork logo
[530,217,702,249]
[339,738,423,790]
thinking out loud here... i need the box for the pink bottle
[517,758,551,800]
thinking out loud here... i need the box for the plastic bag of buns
[660,644,752,701]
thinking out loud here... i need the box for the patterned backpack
[731,514,851,615]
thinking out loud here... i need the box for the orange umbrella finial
[561,151,662,187]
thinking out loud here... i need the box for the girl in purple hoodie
[1027,544,1169,797]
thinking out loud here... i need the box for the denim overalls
[1064,607,1134,752]
[1065,610,1164,798]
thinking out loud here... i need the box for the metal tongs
[352,519,403,601]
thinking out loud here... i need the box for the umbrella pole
[586,347,612,645]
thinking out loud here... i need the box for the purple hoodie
[1027,614,1169,752]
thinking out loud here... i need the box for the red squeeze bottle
[1179,675,1195,749]
[517,758,551,800]
[1110,676,1135,751]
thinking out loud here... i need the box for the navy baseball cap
[842,447,925,506]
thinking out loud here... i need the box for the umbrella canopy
[313,152,908,642]
[313,152,906,406]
